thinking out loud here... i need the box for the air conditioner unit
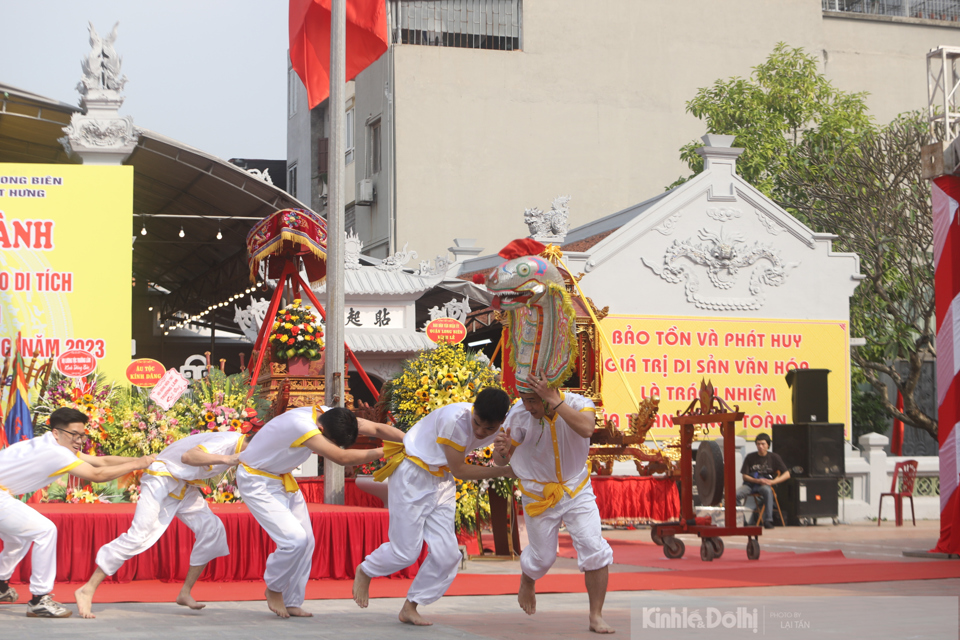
[356,178,375,205]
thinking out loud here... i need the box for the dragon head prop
[481,239,576,394]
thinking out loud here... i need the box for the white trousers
[359,459,460,606]
[237,467,314,608]
[96,474,229,576]
[0,491,57,595]
[520,481,613,581]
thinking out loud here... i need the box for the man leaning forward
[353,387,515,626]
[75,429,250,618]
[237,404,400,618]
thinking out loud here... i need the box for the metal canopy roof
[0,83,311,331]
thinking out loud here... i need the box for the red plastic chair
[878,460,917,527]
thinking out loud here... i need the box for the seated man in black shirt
[736,433,790,528]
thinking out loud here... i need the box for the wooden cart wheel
[700,539,714,562]
[710,537,724,559]
[651,529,663,546]
[663,537,685,560]
[746,537,761,560]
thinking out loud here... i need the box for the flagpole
[324,0,346,506]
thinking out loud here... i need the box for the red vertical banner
[932,176,960,554]
[891,391,904,457]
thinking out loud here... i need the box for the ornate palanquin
[246,208,328,285]
[517,247,680,477]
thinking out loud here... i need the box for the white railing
[389,0,522,50]
[823,0,960,21]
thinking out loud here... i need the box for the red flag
[289,0,389,109]
[890,391,904,456]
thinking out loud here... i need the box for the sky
[0,1,290,161]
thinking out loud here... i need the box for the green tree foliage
[676,44,938,438]
[851,385,890,445]
[785,114,936,438]
[670,43,874,201]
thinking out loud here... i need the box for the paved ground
[1,521,957,639]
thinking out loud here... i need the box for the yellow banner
[0,164,133,386]
[598,315,850,440]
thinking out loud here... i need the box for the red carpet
[9,560,960,605]
[6,532,959,605]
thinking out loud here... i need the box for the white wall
[386,1,960,260]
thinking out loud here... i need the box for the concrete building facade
[288,1,960,262]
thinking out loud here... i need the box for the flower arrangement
[107,386,190,457]
[381,341,501,431]
[200,471,242,504]
[454,445,519,533]
[33,367,268,500]
[33,371,117,454]
[268,298,324,361]
[175,369,268,436]
[454,479,487,533]
[43,479,129,504]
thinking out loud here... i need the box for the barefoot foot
[75,585,96,619]
[265,588,289,618]
[176,593,206,610]
[590,614,616,634]
[352,566,371,608]
[518,576,537,615]
[399,599,432,626]
[286,607,313,617]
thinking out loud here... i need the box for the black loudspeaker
[771,423,845,477]
[780,477,839,524]
[785,368,830,423]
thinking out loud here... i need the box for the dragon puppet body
[481,239,577,394]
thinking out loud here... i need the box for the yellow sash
[518,481,565,517]
[240,462,299,493]
[373,441,449,483]
[145,465,208,500]
[518,465,593,517]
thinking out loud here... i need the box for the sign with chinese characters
[425,318,467,344]
[342,305,405,329]
[126,358,165,387]
[599,315,850,440]
[0,163,133,384]
[149,368,190,410]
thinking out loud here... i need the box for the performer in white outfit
[0,408,155,618]
[75,429,249,618]
[352,387,515,626]
[494,372,615,634]
[237,405,401,619]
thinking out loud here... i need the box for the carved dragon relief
[642,224,795,311]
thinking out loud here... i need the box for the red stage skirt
[298,477,383,507]
[300,475,679,523]
[590,476,680,525]
[3,502,416,584]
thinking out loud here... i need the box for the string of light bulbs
[136,214,230,241]
[162,282,264,335]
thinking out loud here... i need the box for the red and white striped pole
[932,176,960,554]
